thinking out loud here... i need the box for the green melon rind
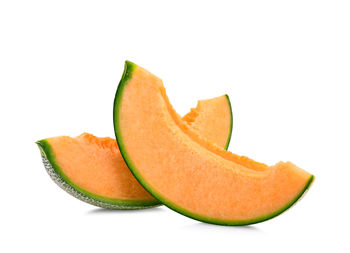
[224,94,233,150]
[113,61,315,225]
[36,139,161,209]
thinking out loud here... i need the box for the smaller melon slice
[36,95,233,209]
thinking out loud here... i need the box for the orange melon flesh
[37,94,233,209]
[45,133,154,202]
[114,61,314,224]
[183,95,232,149]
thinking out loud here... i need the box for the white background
[1,0,349,252]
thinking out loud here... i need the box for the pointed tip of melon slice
[124,60,137,75]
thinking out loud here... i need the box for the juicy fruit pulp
[37,95,233,209]
[113,61,314,225]
[183,95,232,149]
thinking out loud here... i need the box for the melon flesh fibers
[183,95,232,149]
[113,61,314,224]
[36,95,233,209]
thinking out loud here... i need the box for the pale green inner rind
[113,61,314,225]
[36,139,160,208]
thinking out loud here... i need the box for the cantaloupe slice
[36,95,233,209]
[113,61,314,225]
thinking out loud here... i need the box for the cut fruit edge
[113,61,315,225]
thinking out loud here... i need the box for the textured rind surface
[36,141,161,209]
[113,61,315,225]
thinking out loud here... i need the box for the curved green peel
[224,94,233,150]
[113,61,314,225]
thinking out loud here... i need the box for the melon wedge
[113,61,314,225]
[36,95,233,209]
